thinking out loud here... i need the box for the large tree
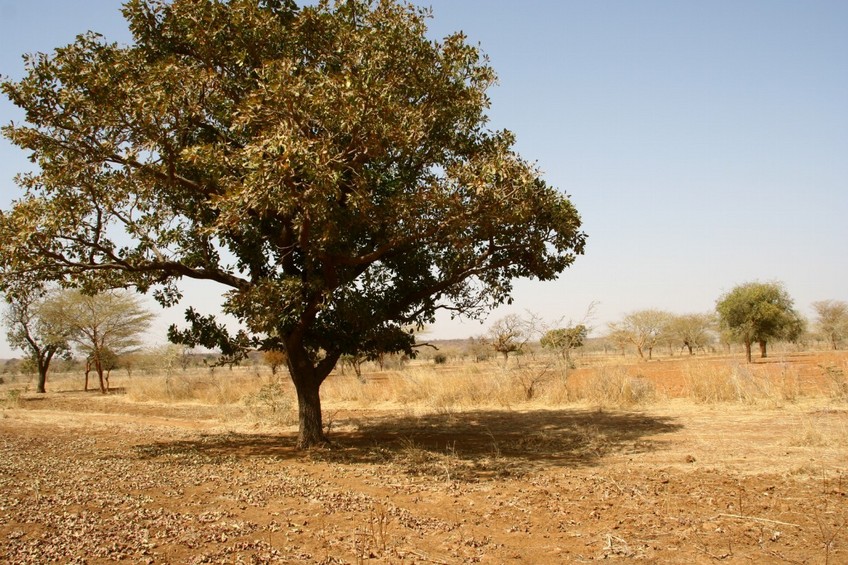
[716,281,804,362]
[2,284,71,393]
[0,0,585,447]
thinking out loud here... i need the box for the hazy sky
[1,1,846,357]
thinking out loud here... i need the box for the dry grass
[5,351,843,419]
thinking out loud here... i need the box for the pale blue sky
[1,1,847,356]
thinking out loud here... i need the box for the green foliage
[541,325,588,357]
[716,281,804,361]
[2,284,72,392]
[0,0,585,444]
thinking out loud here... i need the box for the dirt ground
[1,354,847,564]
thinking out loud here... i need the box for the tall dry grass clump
[126,367,263,405]
[321,364,525,411]
[681,361,803,405]
[574,367,658,407]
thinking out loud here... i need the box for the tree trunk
[284,337,341,449]
[744,340,752,363]
[294,378,326,448]
[759,340,767,359]
[84,360,91,391]
[36,355,49,394]
[95,358,107,394]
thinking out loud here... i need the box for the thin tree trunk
[744,340,752,363]
[759,340,767,359]
[96,358,106,394]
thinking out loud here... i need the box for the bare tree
[608,310,672,361]
[488,314,533,364]
[666,313,716,355]
[44,290,154,393]
[812,300,848,350]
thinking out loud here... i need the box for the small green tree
[716,281,804,363]
[812,300,848,350]
[2,284,71,393]
[540,324,587,368]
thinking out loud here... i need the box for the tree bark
[758,340,767,359]
[35,352,53,394]
[744,340,752,363]
[284,336,341,449]
[294,377,326,449]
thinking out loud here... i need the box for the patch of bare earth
[1,358,846,563]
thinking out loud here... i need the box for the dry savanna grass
[1,349,847,563]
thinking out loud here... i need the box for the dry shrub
[3,389,24,409]
[322,365,525,412]
[243,377,297,426]
[682,362,810,406]
[577,368,657,407]
[821,364,848,401]
[126,368,262,405]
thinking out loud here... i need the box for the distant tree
[263,349,288,376]
[466,336,492,362]
[2,284,71,393]
[812,300,848,350]
[716,281,804,363]
[488,314,532,364]
[608,310,672,361]
[0,0,585,446]
[666,313,716,355]
[44,290,154,393]
[540,324,588,368]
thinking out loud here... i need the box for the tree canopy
[0,0,585,446]
[715,281,804,362]
[42,290,154,393]
[2,284,71,393]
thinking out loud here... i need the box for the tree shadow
[133,408,682,481]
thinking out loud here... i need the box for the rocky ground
[1,390,846,564]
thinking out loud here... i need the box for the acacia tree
[716,282,804,363]
[608,310,671,361]
[43,290,154,393]
[0,0,585,447]
[812,300,848,350]
[2,285,71,393]
[666,313,715,355]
